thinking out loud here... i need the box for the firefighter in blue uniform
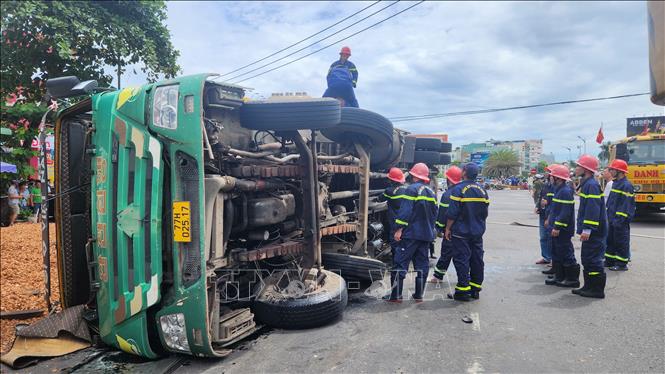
[444,163,489,301]
[323,46,359,107]
[388,163,438,303]
[378,167,407,263]
[545,164,580,287]
[429,166,463,283]
[540,165,558,275]
[605,159,635,271]
[571,155,608,298]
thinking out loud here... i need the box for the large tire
[239,99,341,131]
[440,142,452,153]
[439,153,452,165]
[322,252,387,281]
[415,138,442,151]
[253,270,348,329]
[413,150,441,165]
[321,108,395,169]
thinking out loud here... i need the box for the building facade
[458,139,544,174]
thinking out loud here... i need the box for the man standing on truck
[429,165,462,283]
[323,46,359,107]
[389,163,438,303]
[571,155,608,298]
[605,159,636,271]
[444,163,489,301]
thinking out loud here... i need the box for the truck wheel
[439,153,452,165]
[253,269,348,329]
[440,142,452,153]
[240,99,341,130]
[415,138,442,151]
[322,252,387,281]
[413,150,441,165]
[320,108,394,168]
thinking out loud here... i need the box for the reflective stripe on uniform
[546,193,554,197]
[435,221,445,228]
[450,195,462,201]
[554,221,568,227]
[455,285,471,291]
[616,212,628,217]
[579,193,603,199]
[439,202,449,208]
[469,281,482,289]
[605,253,629,262]
[611,189,634,197]
[434,266,446,275]
[395,219,408,226]
[589,271,601,276]
[553,198,575,204]
[583,219,599,226]
[461,197,490,203]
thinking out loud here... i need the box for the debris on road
[461,316,474,324]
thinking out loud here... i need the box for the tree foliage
[536,160,549,173]
[597,141,612,164]
[483,149,521,178]
[1,0,180,189]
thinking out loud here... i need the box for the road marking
[631,234,665,239]
[470,312,480,331]
[467,359,484,373]
[490,222,664,239]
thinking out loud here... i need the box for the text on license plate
[173,201,191,242]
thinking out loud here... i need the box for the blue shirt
[378,184,408,233]
[394,182,438,242]
[537,181,554,216]
[435,185,455,231]
[446,180,490,238]
[576,176,607,235]
[548,182,575,235]
[606,177,635,226]
[328,60,358,87]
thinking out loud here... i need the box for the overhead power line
[388,93,651,122]
[225,1,402,82]
[219,1,382,78]
[231,1,424,84]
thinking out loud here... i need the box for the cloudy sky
[121,1,664,162]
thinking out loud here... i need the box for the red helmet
[387,167,405,183]
[608,159,628,173]
[340,46,351,56]
[445,166,462,184]
[550,164,571,181]
[409,163,430,183]
[576,154,599,173]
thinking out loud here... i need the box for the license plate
[172,201,191,242]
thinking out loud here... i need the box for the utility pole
[577,136,586,154]
[563,146,572,162]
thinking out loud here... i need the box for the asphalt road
[183,190,665,374]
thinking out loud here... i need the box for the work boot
[578,272,606,299]
[413,276,425,301]
[545,262,564,285]
[447,291,471,302]
[387,273,404,302]
[609,262,628,271]
[411,294,424,303]
[604,258,615,268]
[542,265,556,275]
[470,289,480,300]
[572,271,591,295]
[556,263,581,288]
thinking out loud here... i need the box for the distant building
[459,139,544,174]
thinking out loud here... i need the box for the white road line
[470,312,480,332]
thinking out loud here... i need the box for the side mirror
[616,143,630,162]
[46,76,98,99]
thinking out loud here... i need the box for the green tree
[483,149,521,178]
[597,141,611,164]
[1,0,180,189]
[536,160,548,173]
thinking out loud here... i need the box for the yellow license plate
[172,201,192,242]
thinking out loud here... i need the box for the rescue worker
[323,46,359,107]
[605,159,635,271]
[571,155,608,298]
[389,163,438,303]
[535,168,554,266]
[378,167,407,263]
[545,164,579,287]
[444,163,489,301]
[429,166,463,283]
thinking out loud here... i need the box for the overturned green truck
[49,74,451,358]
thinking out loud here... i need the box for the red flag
[596,125,604,144]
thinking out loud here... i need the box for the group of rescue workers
[534,155,635,299]
[380,162,490,303]
[379,154,635,303]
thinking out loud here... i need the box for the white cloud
[117,1,664,162]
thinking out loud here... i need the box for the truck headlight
[152,85,179,129]
[634,184,642,192]
[159,313,190,352]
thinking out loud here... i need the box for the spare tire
[413,150,441,165]
[439,153,452,165]
[415,137,442,151]
[322,252,387,281]
[253,269,348,329]
[321,108,394,168]
[240,99,341,131]
[440,142,452,153]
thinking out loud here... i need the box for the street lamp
[563,146,572,162]
[577,136,587,154]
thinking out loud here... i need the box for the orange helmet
[409,163,430,183]
[340,46,351,56]
[550,164,571,181]
[387,167,405,183]
[576,154,599,173]
[445,166,462,185]
[608,159,628,173]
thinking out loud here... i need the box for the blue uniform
[548,182,577,266]
[323,61,359,107]
[390,182,438,299]
[378,184,408,258]
[606,177,635,265]
[432,186,455,280]
[537,182,554,261]
[447,181,489,294]
[577,176,608,273]
[328,60,358,87]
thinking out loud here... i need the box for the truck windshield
[626,139,665,163]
